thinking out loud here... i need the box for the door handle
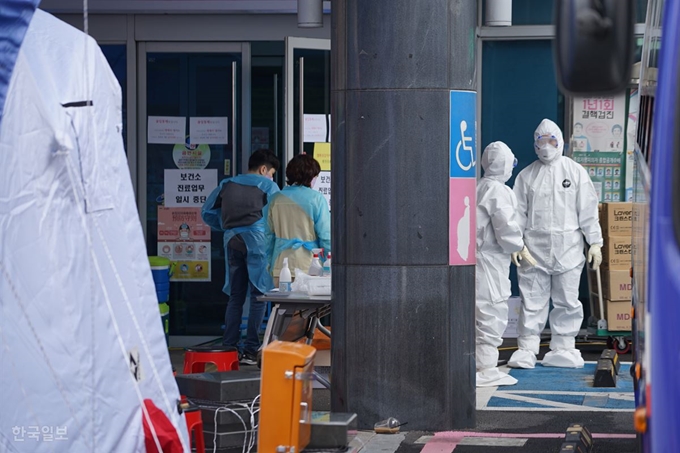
[299,401,309,423]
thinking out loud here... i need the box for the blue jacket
[202,174,280,294]
[263,185,331,278]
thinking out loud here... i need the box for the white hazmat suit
[508,119,603,369]
[476,142,527,387]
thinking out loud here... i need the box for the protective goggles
[513,157,518,168]
[535,135,559,148]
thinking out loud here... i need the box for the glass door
[285,37,331,209]
[139,42,249,340]
[285,37,331,162]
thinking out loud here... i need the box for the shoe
[507,348,537,369]
[239,352,258,366]
[476,368,518,387]
[541,349,584,368]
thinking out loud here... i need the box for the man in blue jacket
[202,149,280,365]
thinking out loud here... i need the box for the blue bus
[630,0,680,450]
[555,0,678,450]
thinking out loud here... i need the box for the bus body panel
[648,0,680,450]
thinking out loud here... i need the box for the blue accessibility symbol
[450,91,477,178]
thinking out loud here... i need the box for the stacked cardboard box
[594,202,633,331]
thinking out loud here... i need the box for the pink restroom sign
[449,90,477,266]
[449,179,476,265]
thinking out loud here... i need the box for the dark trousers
[222,247,265,354]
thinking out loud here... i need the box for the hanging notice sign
[312,143,331,211]
[157,207,211,282]
[572,151,625,202]
[189,117,228,145]
[314,142,331,171]
[449,90,477,266]
[164,169,218,207]
[148,116,186,144]
[312,172,331,211]
[304,114,330,143]
[571,94,626,152]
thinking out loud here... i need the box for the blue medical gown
[202,174,280,295]
[263,185,331,278]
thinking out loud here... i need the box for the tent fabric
[0,10,189,452]
[0,0,40,128]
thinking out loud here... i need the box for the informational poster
[189,117,228,145]
[304,114,330,143]
[449,90,477,266]
[313,143,331,211]
[571,95,626,152]
[251,127,270,151]
[314,142,331,171]
[148,116,186,144]
[164,169,218,207]
[157,207,211,282]
[312,172,331,211]
[572,152,625,202]
[172,140,211,169]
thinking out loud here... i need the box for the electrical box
[258,341,316,453]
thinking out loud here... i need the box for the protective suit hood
[534,118,564,164]
[481,141,515,183]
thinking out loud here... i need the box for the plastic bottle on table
[322,253,332,276]
[308,252,323,276]
[279,257,292,292]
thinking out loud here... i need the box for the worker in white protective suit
[476,141,537,387]
[508,119,603,369]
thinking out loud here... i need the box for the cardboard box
[600,202,633,236]
[602,235,632,270]
[606,300,632,331]
[601,269,632,301]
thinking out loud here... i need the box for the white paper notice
[189,117,229,145]
[304,114,329,143]
[312,171,331,211]
[164,169,218,207]
[148,116,186,144]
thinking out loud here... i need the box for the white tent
[0,9,189,452]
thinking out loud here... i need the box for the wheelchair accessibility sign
[449,90,477,266]
[449,90,477,178]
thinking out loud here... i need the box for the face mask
[537,144,559,163]
[265,174,274,181]
[311,177,318,187]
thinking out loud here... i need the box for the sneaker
[239,352,258,366]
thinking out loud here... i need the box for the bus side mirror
[554,0,636,96]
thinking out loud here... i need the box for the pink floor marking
[420,430,637,453]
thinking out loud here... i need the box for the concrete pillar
[331,0,478,430]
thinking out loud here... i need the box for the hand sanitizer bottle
[323,253,332,276]
[308,252,323,276]
[279,257,292,292]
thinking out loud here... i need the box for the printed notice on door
[189,117,229,145]
[148,116,186,144]
[157,207,211,282]
[164,169,218,207]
